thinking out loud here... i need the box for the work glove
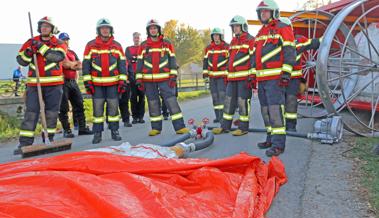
[169,76,177,88]
[118,80,128,94]
[247,75,257,90]
[279,72,291,87]
[136,79,144,91]
[202,73,209,79]
[31,39,45,53]
[84,81,95,95]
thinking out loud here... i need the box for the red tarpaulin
[0,152,287,218]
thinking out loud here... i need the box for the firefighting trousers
[59,79,87,131]
[130,82,145,120]
[258,79,286,149]
[221,80,252,132]
[119,85,131,123]
[210,78,226,121]
[144,81,185,131]
[92,85,120,132]
[285,78,300,131]
[19,85,63,147]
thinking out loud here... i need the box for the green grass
[352,137,379,215]
[0,112,21,141]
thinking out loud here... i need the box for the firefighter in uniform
[125,32,145,125]
[58,32,93,138]
[203,27,229,123]
[14,16,67,154]
[212,15,255,136]
[252,0,296,156]
[136,19,189,136]
[83,18,128,144]
[279,17,322,131]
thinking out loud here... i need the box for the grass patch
[351,137,379,215]
[0,112,21,141]
[178,90,209,101]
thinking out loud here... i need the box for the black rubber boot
[265,147,284,157]
[213,118,220,123]
[111,130,122,141]
[92,132,102,144]
[63,129,75,138]
[138,118,145,124]
[124,121,132,127]
[78,127,93,135]
[257,141,272,149]
[132,119,138,124]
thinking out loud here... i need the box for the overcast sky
[0,0,309,55]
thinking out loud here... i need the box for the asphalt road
[0,95,370,218]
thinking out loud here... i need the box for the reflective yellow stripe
[159,60,168,68]
[208,49,228,54]
[171,113,183,121]
[282,64,293,73]
[136,74,143,79]
[214,105,224,110]
[208,60,213,67]
[144,60,153,68]
[227,70,250,79]
[109,63,117,71]
[296,54,302,61]
[296,39,312,48]
[266,126,272,133]
[38,44,49,55]
[170,70,178,76]
[285,113,297,119]
[92,76,119,83]
[249,48,255,55]
[239,115,249,122]
[119,74,127,81]
[255,34,282,41]
[283,41,295,47]
[91,63,102,72]
[261,47,281,63]
[19,130,34,137]
[51,47,67,55]
[217,59,228,67]
[271,127,286,135]
[223,113,233,120]
[27,76,64,84]
[142,73,170,80]
[232,55,250,67]
[85,49,124,60]
[230,44,249,49]
[108,115,120,122]
[83,75,92,81]
[45,63,57,71]
[281,104,286,126]
[93,116,105,123]
[46,128,56,134]
[291,70,302,77]
[150,115,163,122]
[256,68,282,77]
[140,48,175,57]
[250,68,257,76]
[19,52,32,62]
[209,71,227,77]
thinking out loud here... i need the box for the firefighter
[252,0,296,157]
[212,15,255,136]
[14,16,67,154]
[203,27,229,123]
[279,17,322,131]
[136,19,189,136]
[83,18,128,144]
[58,32,93,138]
[125,32,145,125]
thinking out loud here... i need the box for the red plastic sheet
[0,152,287,218]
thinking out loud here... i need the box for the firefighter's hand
[84,82,94,95]
[24,47,34,57]
[118,81,128,93]
[279,72,291,87]
[169,77,177,88]
[73,61,82,70]
[136,80,144,91]
[31,39,44,51]
[202,73,209,79]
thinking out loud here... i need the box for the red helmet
[38,16,59,35]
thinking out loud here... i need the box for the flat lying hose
[207,126,308,139]
[193,132,214,151]
[158,133,192,147]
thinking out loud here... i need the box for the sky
[0,0,310,56]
